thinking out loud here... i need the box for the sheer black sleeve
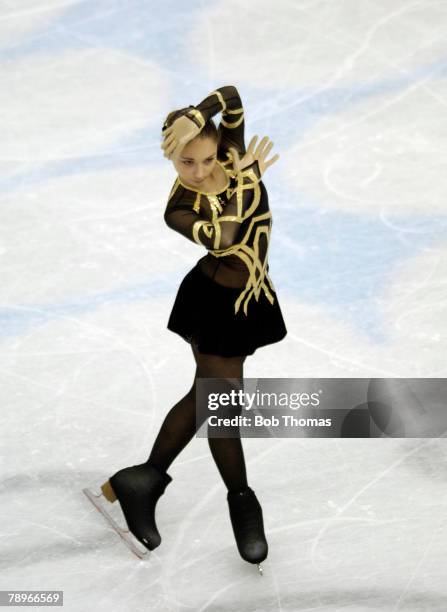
[185,85,246,158]
[164,161,261,251]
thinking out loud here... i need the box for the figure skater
[83,85,287,575]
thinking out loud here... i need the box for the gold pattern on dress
[187,108,206,129]
[221,112,244,129]
[210,90,226,112]
[236,226,277,312]
[207,195,224,215]
[192,191,202,213]
[224,106,243,115]
[166,87,279,317]
[167,135,274,314]
[193,219,219,246]
[211,213,276,315]
[201,165,274,315]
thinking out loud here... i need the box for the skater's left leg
[192,343,268,569]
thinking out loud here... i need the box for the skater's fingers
[171,144,183,161]
[231,146,240,157]
[254,136,270,157]
[264,153,280,169]
[246,135,258,155]
[262,141,274,158]
[230,147,240,163]
[165,140,178,158]
[260,137,272,155]
[161,136,173,152]
[164,141,175,155]
[162,133,176,147]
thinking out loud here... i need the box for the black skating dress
[164,85,287,357]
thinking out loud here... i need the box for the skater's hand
[228,135,280,177]
[161,115,202,161]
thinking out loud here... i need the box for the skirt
[167,261,287,357]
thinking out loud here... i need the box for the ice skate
[227,487,268,575]
[83,462,172,559]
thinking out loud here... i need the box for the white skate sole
[82,487,149,560]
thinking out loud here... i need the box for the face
[172,136,218,187]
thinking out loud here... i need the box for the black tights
[147,340,248,493]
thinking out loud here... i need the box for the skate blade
[82,487,149,560]
[257,563,264,576]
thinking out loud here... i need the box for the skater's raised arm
[162,86,246,162]
[190,85,246,158]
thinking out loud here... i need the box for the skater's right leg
[146,366,206,472]
[85,360,206,556]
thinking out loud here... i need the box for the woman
[83,85,287,575]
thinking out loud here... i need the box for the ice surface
[1,1,446,610]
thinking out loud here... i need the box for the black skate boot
[107,463,172,550]
[101,462,172,552]
[227,486,268,575]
